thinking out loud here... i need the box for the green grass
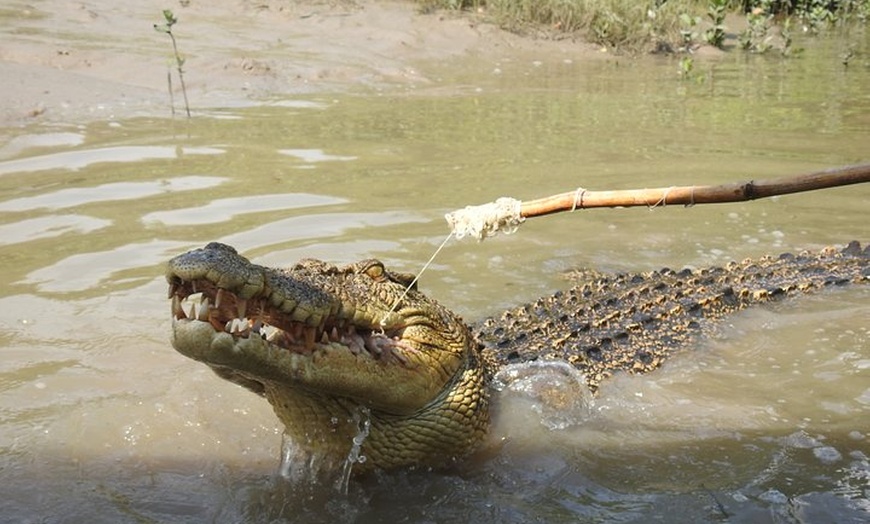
[415,0,870,54]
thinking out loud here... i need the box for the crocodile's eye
[363,261,385,281]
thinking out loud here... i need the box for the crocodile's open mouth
[168,277,413,365]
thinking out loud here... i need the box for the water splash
[277,431,302,483]
[277,431,334,485]
[493,360,593,430]
[335,406,371,494]
[275,407,371,489]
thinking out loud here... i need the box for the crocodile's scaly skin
[166,241,869,472]
[477,242,870,392]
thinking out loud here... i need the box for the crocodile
[166,241,869,474]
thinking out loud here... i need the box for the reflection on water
[1,32,869,523]
[0,131,85,159]
[0,214,111,246]
[278,148,358,163]
[218,212,427,254]
[141,193,348,226]
[23,239,188,293]
[0,145,224,175]
[0,175,225,212]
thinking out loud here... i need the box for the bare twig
[154,9,190,119]
[166,70,175,117]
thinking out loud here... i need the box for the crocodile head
[167,242,489,473]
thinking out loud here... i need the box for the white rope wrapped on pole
[445,163,870,241]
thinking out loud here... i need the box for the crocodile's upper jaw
[167,243,489,470]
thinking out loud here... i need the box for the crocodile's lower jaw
[170,316,492,471]
[171,316,458,415]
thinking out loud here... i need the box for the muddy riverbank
[1,0,607,127]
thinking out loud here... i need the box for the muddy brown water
[2,35,869,523]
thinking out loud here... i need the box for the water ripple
[22,240,190,293]
[0,176,225,212]
[278,149,357,163]
[0,132,85,160]
[141,193,346,226]
[0,146,224,175]
[0,215,112,246]
[219,211,426,252]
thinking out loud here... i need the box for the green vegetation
[416,1,870,54]
[740,2,774,53]
[704,0,728,48]
[153,9,191,119]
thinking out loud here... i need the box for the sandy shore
[0,0,603,128]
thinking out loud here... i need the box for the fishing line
[380,231,454,326]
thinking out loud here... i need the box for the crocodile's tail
[476,241,869,392]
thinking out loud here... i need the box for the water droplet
[335,406,371,494]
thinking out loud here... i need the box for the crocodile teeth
[171,295,184,318]
[198,297,210,321]
[304,327,316,350]
[224,318,249,334]
[188,302,197,320]
[215,288,225,309]
[264,326,280,341]
[167,282,179,299]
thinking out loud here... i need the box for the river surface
[1,33,869,523]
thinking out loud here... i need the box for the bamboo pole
[521,163,870,217]
[445,163,870,240]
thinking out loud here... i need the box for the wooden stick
[445,164,870,240]
[521,163,870,218]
